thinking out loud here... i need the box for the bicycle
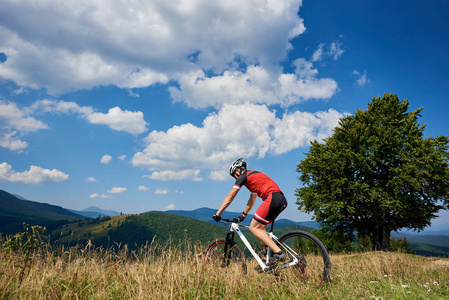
[205,217,331,282]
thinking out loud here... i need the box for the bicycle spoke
[278,231,331,282]
[205,238,247,274]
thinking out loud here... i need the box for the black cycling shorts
[253,192,287,225]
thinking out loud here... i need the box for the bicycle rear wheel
[278,231,331,282]
[205,238,247,274]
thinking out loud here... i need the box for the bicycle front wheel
[205,238,247,274]
[278,231,331,282]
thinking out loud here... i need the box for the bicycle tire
[278,230,331,282]
[205,238,247,274]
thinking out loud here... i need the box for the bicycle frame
[225,221,300,272]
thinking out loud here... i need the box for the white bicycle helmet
[229,158,247,177]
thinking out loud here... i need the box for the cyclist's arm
[216,187,239,216]
[243,193,257,215]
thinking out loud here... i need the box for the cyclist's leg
[250,193,288,253]
[250,218,281,253]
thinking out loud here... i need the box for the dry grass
[1,242,448,299]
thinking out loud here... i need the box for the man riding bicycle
[213,158,288,266]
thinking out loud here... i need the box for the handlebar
[220,218,235,223]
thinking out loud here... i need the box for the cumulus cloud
[138,185,149,191]
[164,204,175,210]
[86,177,97,182]
[1,99,148,151]
[0,0,305,95]
[31,100,148,135]
[144,170,203,181]
[0,131,29,152]
[0,0,338,109]
[0,100,48,151]
[0,162,69,184]
[270,109,345,154]
[100,155,112,164]
[29,99,93,116]
[155,188,169,195]
[132,103,346,175]
[107,187,127,194]
[169,64,337,109]
[87,107,148,135]
[209,170,230,181]
[89,193,109,199]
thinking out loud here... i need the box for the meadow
[1,240,448,300]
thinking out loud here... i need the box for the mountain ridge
[67,206,120,218]
[150,207,321,229]
[0,189,86,234]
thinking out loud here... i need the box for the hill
[0,189,85,235]
[52,210,319,254]
[53,212,232,249]
[392,232,449,257]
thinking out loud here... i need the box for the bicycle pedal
[255,265,275,274]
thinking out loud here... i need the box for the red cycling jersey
[233,170,282,200]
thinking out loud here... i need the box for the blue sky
[1,0,448,225]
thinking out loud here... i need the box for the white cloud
[0,1,344,113]
[174,190,184,194]
[87,107,148,135]
[312,44,324,62]
[1,99,148,151]
[155,188,169,195]
[118,155,127,161]
[100,155,112,164]
[164,204,175,210]
[329,42,345,60]
[0,100,48,151]
[0,101,48,131]
[292,58,318,79]
[89,193,109,199]
[270,109,345,154]
[0,131,29,151]
[138,185,149,191]
[0,0,305,95]
[86,177,97,182]
[169,64,337,109]
[132,103,346,174]
[31,100,147,135]
[312,42,344,62]
[209,170,230,182]
[107,187,127,194]
[128,90,140,98]
[144,170,203,181]
[0,162,69,184]
[352,70,369,86]
[29,99,93,116]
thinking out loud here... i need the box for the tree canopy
[296,93,449,251]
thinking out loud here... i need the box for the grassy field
[1,241,448,299]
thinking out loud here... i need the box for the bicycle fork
[223,231,235,264]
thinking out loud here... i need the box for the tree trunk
[370,225,391,251]
[381,226,391,251]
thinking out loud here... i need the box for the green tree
[296,93,449,251]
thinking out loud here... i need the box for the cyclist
[213,158,288,266]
